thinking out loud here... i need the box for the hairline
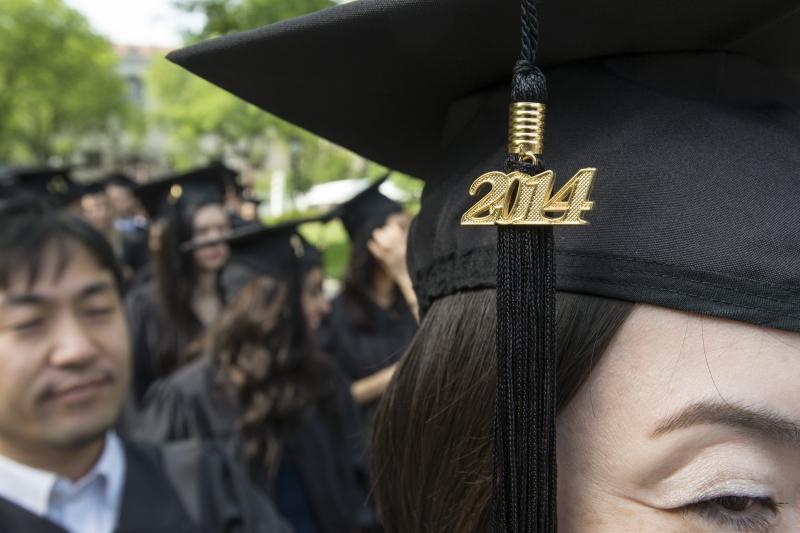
[0,219,122,296]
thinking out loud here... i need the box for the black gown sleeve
[124,283,160,405]
[159,440,294,533]
[129,378,208,443]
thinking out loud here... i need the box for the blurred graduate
[124,164,233,405]
[131,219,379,533]
[0,193,290,533]
[319,178,417,415]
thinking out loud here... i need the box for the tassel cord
[492,0,557,531]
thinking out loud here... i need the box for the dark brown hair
[342,234,404,330]
[0,201,123,294]
[372,289,633,532]
[154,199,224,375]
[186,275,338,474]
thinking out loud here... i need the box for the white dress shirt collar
[0,432,126,532]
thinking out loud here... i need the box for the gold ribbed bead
[508,102,546,161]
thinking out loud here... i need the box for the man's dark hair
[0,199,124,293]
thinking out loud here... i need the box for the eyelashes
[682,495,781,532]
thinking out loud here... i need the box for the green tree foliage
[156,0,423,200]
[147,54,275,166]
[175,0,334,40]
[0,0,129,163]
[148,54,358,192]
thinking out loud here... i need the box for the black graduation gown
[123,280,203,405]
[319,293,417,382]
[0,438,291,533]
[120,229,150,277]
[131,356,377,533]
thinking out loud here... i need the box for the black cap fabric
[167,0,800,180]
[132,177,174,220]
[408,53,800,331]
[133,163,229,220]
[331,175,402,243]
[232,222,322,278]
[211,219,323,303]
[167,0,800,333]
[0,167,77,206]
[186,217,324,277]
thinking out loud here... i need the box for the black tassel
[491,0,557,531]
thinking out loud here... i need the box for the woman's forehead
[577,304,800,427]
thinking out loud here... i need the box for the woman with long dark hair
[133,221,378,533]
[169,2,800,531]
[125,165,232,404]
[320,179,417,401]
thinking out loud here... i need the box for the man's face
[105,184,137,219]
[80,192,113,235]
[0,242,130,452]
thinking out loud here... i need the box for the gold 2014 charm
[460,168,596,225]
[461,102,596,226]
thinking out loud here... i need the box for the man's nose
[49,312,98,368]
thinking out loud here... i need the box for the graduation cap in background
[329,174,403,244]
[0,167,78,206]
[184,217,325,302]
[133,163,229,220]
[169,1,800,530]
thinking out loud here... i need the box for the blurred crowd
[0,163,417,533]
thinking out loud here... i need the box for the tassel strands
[491,0,558,531]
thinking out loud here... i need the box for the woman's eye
[683,495,779,532]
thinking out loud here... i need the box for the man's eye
[13,318,44,332]
[83,307,113,318]
[682,494,780,532]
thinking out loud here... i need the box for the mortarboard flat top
[0,167,77,205]
[168,0,800,180]
[168,0,800,333]
[133,163,230,219]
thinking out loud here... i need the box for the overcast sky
[64,0,205,48]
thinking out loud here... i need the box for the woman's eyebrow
[652,401,800,446]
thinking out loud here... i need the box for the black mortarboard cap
[132,177,174,220]
[168,1,800,531]
[331,174,402,243]
[133,163,229,220]
[187,217,324,301]
[184,217,324,273]
[2,167,77,206]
